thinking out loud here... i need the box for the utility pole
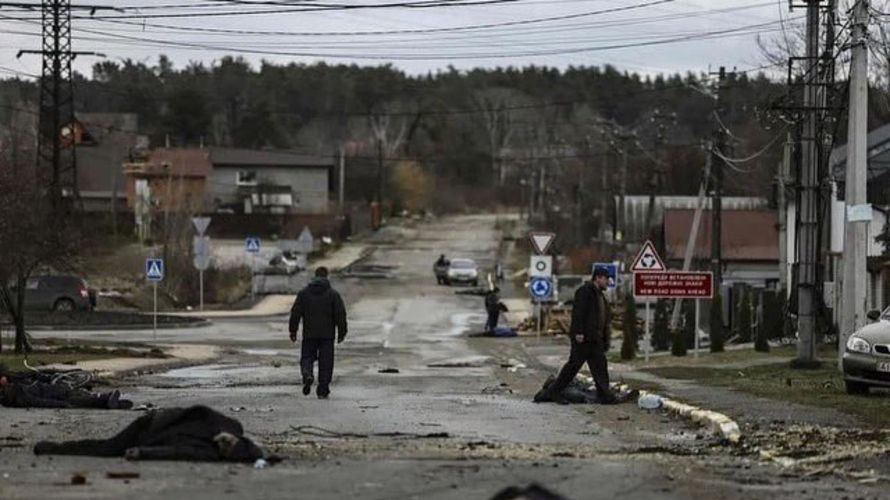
[338,144,346,213]
[710,66,728,352]
[793,0,823,368]
[777,135,792,293]
[840,0,870,369]
[11,0,111,212]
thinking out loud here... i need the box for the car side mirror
[867,310,881,322]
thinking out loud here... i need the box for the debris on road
[533,376,637,405]
[70,473,87,486]
[378,368,400,374]
[638,394,664,410]
[106,472,140,480]
[491,483,569,500]
[291,425,450,440]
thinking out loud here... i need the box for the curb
[23,318,212,332]
[578,375,742,444]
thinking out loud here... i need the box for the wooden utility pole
[710,66,727,352]
[840,0,870,369]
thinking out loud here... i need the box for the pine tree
[621,293,638,360]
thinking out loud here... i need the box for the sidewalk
[45,344,220,377]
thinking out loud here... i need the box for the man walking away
[545,267,616,404]
[289,267,348,399]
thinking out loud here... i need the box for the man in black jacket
[545,267,616,404]
[289,267,348,399]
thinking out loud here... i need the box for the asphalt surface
[0,215,884,500]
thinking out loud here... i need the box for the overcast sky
[0,0,802,80]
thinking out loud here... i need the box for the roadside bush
[711,293,725,353]
[621,293,638,360]
[652,299,671,351]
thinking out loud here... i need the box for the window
[236,171,257,186]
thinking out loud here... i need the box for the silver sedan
[843,308,890,394]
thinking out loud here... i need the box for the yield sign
[529,232,556,255]
[630,240,665,272]
[192,217,211,235]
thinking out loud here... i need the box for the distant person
[434,254,450,285]
[435,254,449,267]
[289,267,348,399]
[484,287,502,333]
[495,261,505,283]
[543,267,616,404]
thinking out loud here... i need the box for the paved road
[0,215,879,500]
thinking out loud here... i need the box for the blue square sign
[146,258,164,282]
[593,262,618,289]
[245,237,261,253]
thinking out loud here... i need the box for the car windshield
[451,260,475,269]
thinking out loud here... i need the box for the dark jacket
[484,292,500,312]
[569,281,611,346]
[289,277,348,340]
[33,405,267,462]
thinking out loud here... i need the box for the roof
[663,209,779,261]
[831,122,890,180]
[209,148,334,168]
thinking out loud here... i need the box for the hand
[289,331,297,343]
[574,335,585,344]
[337,334,346,344]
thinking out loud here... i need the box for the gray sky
[0,0,801,80]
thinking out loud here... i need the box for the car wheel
[53,298,75,312]
[845,380,870,395]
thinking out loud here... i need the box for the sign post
[694,299,701,358]
[245,237,261,301]
[631,241,665,363]
[528,231,556,342]
[192,217,211,311]
[529,277,554,342]
[145,258,165,340]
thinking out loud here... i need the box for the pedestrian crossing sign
[145,258,164,282]
[245,237,261,253]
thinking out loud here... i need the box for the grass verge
[639,353,890,428]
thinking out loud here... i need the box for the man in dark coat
[33,405,269,463]
[544,267,616,404]
[484,287,502,333]
[289,266,348,399]
[0,369,132,410]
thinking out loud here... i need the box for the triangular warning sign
[529,232,556,255]
[630,240,665,272]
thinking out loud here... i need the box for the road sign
[192,217,211,235]
[529,255,553,278]
[633,271,713,299]
[592,262,618,289]
[529,232,556,255]
[145,258,164,282]
[245,237,261,253]
[193,237,211,271]
[630,240,666,272]
[529,277,553,301]
[296,226,314,254]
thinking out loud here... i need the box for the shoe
[317,389,329,399]
[302,377,313,396]
[317,393,329,400]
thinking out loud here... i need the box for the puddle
[242,349,294,357]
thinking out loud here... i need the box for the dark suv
[24,275,96,312]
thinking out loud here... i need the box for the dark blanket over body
[33,405,269,462]
[533,375,637,404]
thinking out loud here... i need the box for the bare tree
[471,88,528,187]
[0,118,79,353]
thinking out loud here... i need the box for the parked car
[842,307,890,394]
[23,275,96,312]
[446,258,479,286]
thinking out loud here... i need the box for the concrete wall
[207,166,329,214]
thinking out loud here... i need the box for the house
[620,195,769,243]
[831,122,890,204]
[205,148,333,215]
[75,113,145,212]
[662,208,780,289]
[123,148,212,214]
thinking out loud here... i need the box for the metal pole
[199,269,204,312]
[795,0,822,367]
[536,301,542,342]
[670,152,711,330]
[645,298,651,362]
[153,281,158,340]
[694,299,700,358]
[840,0,870,370]
[338,145,346,212]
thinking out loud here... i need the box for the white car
[446,258,479,286]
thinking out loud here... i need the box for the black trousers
[485,309,500,332]
[549,339,612,399]
[301,338,335,396]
